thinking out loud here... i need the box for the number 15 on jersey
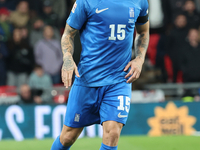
[109,24,126,41]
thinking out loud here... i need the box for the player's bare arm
[61,24,80,88]
[124,21,149,83]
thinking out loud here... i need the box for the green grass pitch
[1,136,200,150]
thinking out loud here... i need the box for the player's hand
[61,54,80,88]
[124,57,144,83]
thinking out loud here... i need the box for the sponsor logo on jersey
[96,8,109,14]
[118,112,127,118]
[74,113,80,122]
[72,2,77,13]
[129,7,134,18]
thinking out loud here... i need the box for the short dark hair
[34,64,43,70]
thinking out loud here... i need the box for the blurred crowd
[0,0,200,104]
[144,0,200,84]
[0,0,75,104]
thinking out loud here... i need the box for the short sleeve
[67,0,88,30]
[136,0,149,25]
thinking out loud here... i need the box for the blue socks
[51,136,71,150]
[100,143,118,150]
[51,136,118,150]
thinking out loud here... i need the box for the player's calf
[51,125,83,150]
[60,125,83,146]
[103,128,121,146]
[51,136,71,150]
[100,121,123,150]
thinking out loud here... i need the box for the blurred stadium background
[0,0,200,149]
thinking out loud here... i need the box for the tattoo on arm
[135,33,149,59]
[63,55,75,71]
[61,24,78,56]
[61,24,78,71]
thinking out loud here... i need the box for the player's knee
[60,134,76,146]
[104,128,120,143]
[109,129,120,139]
[104,122,122,139]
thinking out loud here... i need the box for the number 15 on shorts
[117,96,130,113]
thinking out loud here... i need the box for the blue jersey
[67,0,148,87]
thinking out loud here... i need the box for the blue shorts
[64,81,131,128]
